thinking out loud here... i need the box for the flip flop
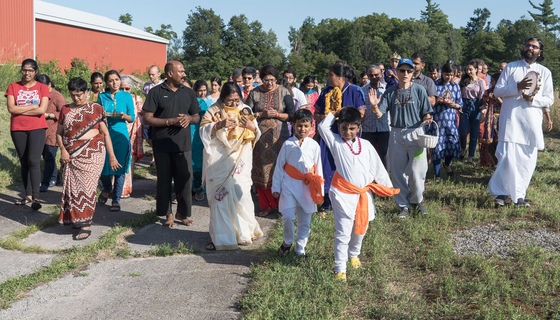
[110,202,121,212]
[73,228,91,240]
[98,192,109,204]
[14,197,32,206]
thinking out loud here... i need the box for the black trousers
[361,131,390,169]
[154,150,193,217]
[11,129,46,200]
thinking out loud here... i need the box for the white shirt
[291,87,308,109]
[494,59,554,149]
[318,113,392,220]
[272,136,323,213]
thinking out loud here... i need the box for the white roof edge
[35,1,169,44]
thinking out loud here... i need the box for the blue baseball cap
[397,58,414,68]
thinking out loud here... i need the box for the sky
[44,0,557,51]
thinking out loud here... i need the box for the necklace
[345,137,362,155]
[395,87,413,108]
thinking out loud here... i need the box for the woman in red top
[5,59,50,210]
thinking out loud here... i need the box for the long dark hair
[522,37,545,62]
[459,60,478,88]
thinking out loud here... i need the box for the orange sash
[284,163,324,204]
[331,171,400,235]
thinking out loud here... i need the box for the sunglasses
[398,69,414,74]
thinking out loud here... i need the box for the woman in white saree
[200,83,263,250]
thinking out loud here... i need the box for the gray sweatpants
[389,128,428,208]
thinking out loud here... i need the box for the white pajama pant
[389,128,428,208]
[282,206,313,256]
[333,202,367,273]
[488,141,538,201]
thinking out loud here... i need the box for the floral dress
[429,80,463,161]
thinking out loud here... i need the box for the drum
[522,71,541,97]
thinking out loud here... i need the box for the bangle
[166,119,170,126]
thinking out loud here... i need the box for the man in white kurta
[318,111,392,275]
[272,135,323,256]
[489,37,554,207]
[200,102,263,250]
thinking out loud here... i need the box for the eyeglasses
[262,78,276,83]
[21,69,36,74]
[398,69,414,74]
[525,44,540,50]
[224,98,240,105]
[70,92,85,98]
[243,77,253,80]
[368,73,381,78]
[284,77,295,81]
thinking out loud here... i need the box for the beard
[523,50,539,63]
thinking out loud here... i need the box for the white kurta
[318,113,392,221]
[318,113,392,273]
[493,59,554,150]
[200,103,263,250]
[272,136,323,216]
[489,59,554,200]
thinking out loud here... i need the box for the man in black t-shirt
[143,61,201,227]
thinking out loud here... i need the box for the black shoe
[494,195,508,208]
[412,203,428,215]
[397,207,409,218]
[515,198,530,207]
[39,184,48,193]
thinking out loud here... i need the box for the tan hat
[390,52,401,61]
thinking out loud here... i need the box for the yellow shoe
[349,257,362,269]
[335,272,347,281]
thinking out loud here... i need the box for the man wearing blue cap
[369,58,433,218]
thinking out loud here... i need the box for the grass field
[239,110,560,319]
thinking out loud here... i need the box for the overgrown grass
[240,131,560,319]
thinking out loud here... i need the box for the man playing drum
[489,37,554,207]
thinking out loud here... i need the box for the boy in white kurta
[318,107,397,281]
[272,109,323,256]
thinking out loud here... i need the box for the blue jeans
[42,144,59,186]
[100,174,125,204]
[459,99,480,158]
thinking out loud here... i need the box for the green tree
[528,0,560,31]
[145,24,181,60]
[465,8,492,36]
[182,7,228,79]
[420,0,452,30]
[118,13,132,26]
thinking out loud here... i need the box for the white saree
[200,102,263,250]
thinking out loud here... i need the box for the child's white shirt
[272,136,323,214]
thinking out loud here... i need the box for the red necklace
[345,137,362,155]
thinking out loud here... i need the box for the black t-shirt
[142,82,200,153]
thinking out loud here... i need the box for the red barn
[0,0,168,74]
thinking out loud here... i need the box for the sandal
[110,202,121,212]
[98,192,110,204]
[14,197,32,206]
[256,208,273,217]
[31,200,42,211]
[278,242,291,256]
[206,242,216,251]
[179,218,193,226]
[73,228,91,240]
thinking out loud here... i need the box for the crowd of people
[4,37,554,279]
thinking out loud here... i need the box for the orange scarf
[284,163,324,204]
[331,171,400,235]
